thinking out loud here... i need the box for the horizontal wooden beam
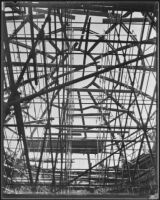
[5,14,45,20]
[27,139,104,154]
[11,36,156,44]
[33,8,75,20]
[67,113,110,116]
[66,88,132,93]
[103,18,149,24]
[4,124,156,129]
[5,2,156,13]
[10,62,156,71]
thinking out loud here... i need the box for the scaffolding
[2,1,158,197]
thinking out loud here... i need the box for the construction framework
[1,1,159,198]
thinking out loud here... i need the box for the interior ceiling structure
[2,1,158,197]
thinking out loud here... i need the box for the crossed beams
[7,51,155,106]
[3,11,33,187]
[3,2,157,195]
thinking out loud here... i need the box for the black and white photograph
[1,1,159,199]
